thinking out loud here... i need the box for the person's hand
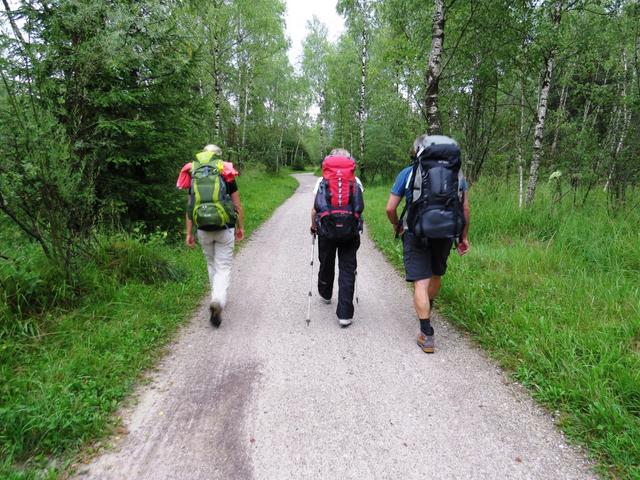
[457,237,470,256]
[235,227,244,241]
[310,224,317,236]
[393,223,404,236]
[186,232,196,248]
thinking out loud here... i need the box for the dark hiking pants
[317,234,360,320]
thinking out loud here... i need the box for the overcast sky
[285,0,345,68]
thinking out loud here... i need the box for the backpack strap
[396,162,419,238]
[349,180,355,215]
[324,178,331,206]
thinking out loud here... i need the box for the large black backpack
[405,140,465,239]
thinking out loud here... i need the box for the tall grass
[365,179,640,479]
[0,169,298,479]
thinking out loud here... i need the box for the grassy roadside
[0,169,298,479]
[364,180,640,480]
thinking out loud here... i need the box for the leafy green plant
[92,233,186,285]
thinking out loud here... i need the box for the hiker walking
[310,148,364,327]
[177,144,245,327]
[385,135,470,353]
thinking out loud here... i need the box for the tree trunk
[425,0,445,135]
[525,0,563,207]
[212,35,222,143]
[604,49,631,200]
[293,137,300,165]
[550,73,570,161]
[1,0,30,62]
[241,64,252,160]
[518,76,526,208]
[357,1,368,181]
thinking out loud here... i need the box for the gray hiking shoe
[417,332,435,353]
[338,318,352,327]
[209,301,222,328]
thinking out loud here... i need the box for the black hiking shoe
[209,301,222,328]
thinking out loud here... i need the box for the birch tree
[302,17,332,160]
[338,0,371,180]
[525,0,564,206]
[425,0,445,135]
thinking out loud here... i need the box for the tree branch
[440,2,476,75]
[0,198,50,256]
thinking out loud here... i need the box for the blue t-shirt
[391,166,468,201]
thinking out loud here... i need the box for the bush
[0,247,75,318]
[0,231,185,325]
[92,232,186,285]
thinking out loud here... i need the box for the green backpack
[190,152,237,229]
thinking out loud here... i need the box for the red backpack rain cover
[314,155,364,239]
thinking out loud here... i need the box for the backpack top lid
[322,155,356,180]
[414,134,457,153]
[415,135,461,166]
[195,150,221,165]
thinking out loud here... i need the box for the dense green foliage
[0,170,297,478]
[304,1,639,197]
[365,182,640,479]
[0,0,311,281]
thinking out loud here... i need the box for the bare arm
[231,191,244,241]
[386,193,403,234]
[185,198,195,248]
[457,191,471,255]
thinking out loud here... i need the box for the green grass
[0,169,298,479]
[365,179,640,480]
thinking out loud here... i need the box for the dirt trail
[77,173,596,480]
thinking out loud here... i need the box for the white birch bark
[293,137,300,165]
[318,88,326,159]
[425,0,445,135]
[241,65,252,155]
[604,49,631,193]
[525,0,563,206]
[212,36,222,142]
[358,0,369,179]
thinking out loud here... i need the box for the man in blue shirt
[385,134,470,353]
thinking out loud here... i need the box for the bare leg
[428,275,442,304]
[413,278,431,319]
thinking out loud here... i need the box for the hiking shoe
[417,332,435,353]
[209,301,222,328]
[320,296,332,304]
[338,318,352,328]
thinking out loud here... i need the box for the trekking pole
[306,233,316,326]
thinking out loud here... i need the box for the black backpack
[405,142,465,239]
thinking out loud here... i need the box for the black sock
[420,318,434,336]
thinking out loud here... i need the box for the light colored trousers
[197,228,235,307]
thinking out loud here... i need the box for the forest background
[0,0,638,478]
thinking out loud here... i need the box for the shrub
[92,232,186,285]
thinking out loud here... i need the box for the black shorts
[402,233,453,282]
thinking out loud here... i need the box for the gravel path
[77,173,597,480]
